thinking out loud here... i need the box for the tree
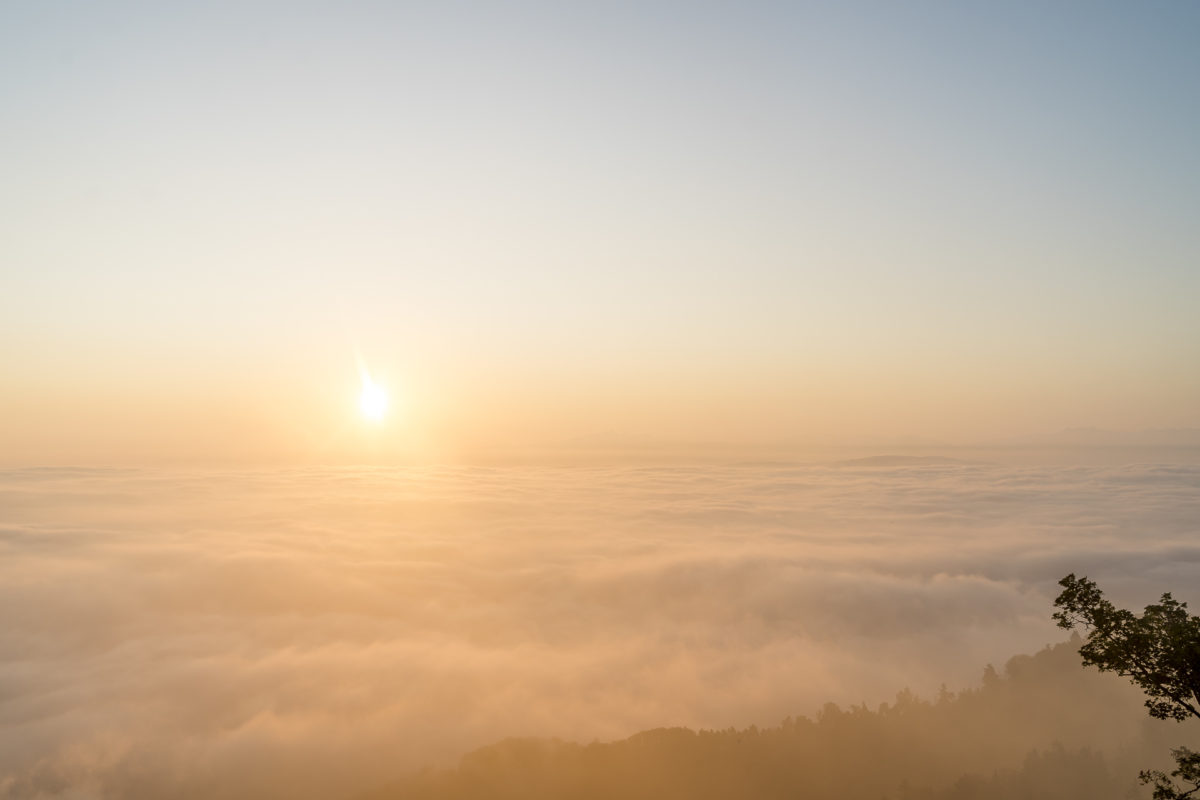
[1053,573,1200,799]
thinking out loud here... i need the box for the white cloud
[0,461,1197,798]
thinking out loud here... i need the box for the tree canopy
[1054,573,1200,800]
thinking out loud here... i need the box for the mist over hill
[2,462,1197,798]
[359,640,1196,800]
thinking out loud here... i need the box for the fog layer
[1,461,1197,797]
[362,641,1198,800]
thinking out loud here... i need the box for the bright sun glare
[359,374,388,421]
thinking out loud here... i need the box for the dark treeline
[359,639,1198,800]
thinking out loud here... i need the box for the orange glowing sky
[2,3,1199,463]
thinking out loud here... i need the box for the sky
[2,1,1199,463]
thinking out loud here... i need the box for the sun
[359,374,388,421]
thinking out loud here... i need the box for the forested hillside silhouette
[359,639,1198,800]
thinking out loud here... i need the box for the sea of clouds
[1,459,1198,798]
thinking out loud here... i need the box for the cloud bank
[1,461,1197,798]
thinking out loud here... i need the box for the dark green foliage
[1141,748,1200,800]
[1054,573,1200,722]
[1054,574,1200,800]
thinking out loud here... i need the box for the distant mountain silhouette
[990,428,1200,448]
[829,455,980,467]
